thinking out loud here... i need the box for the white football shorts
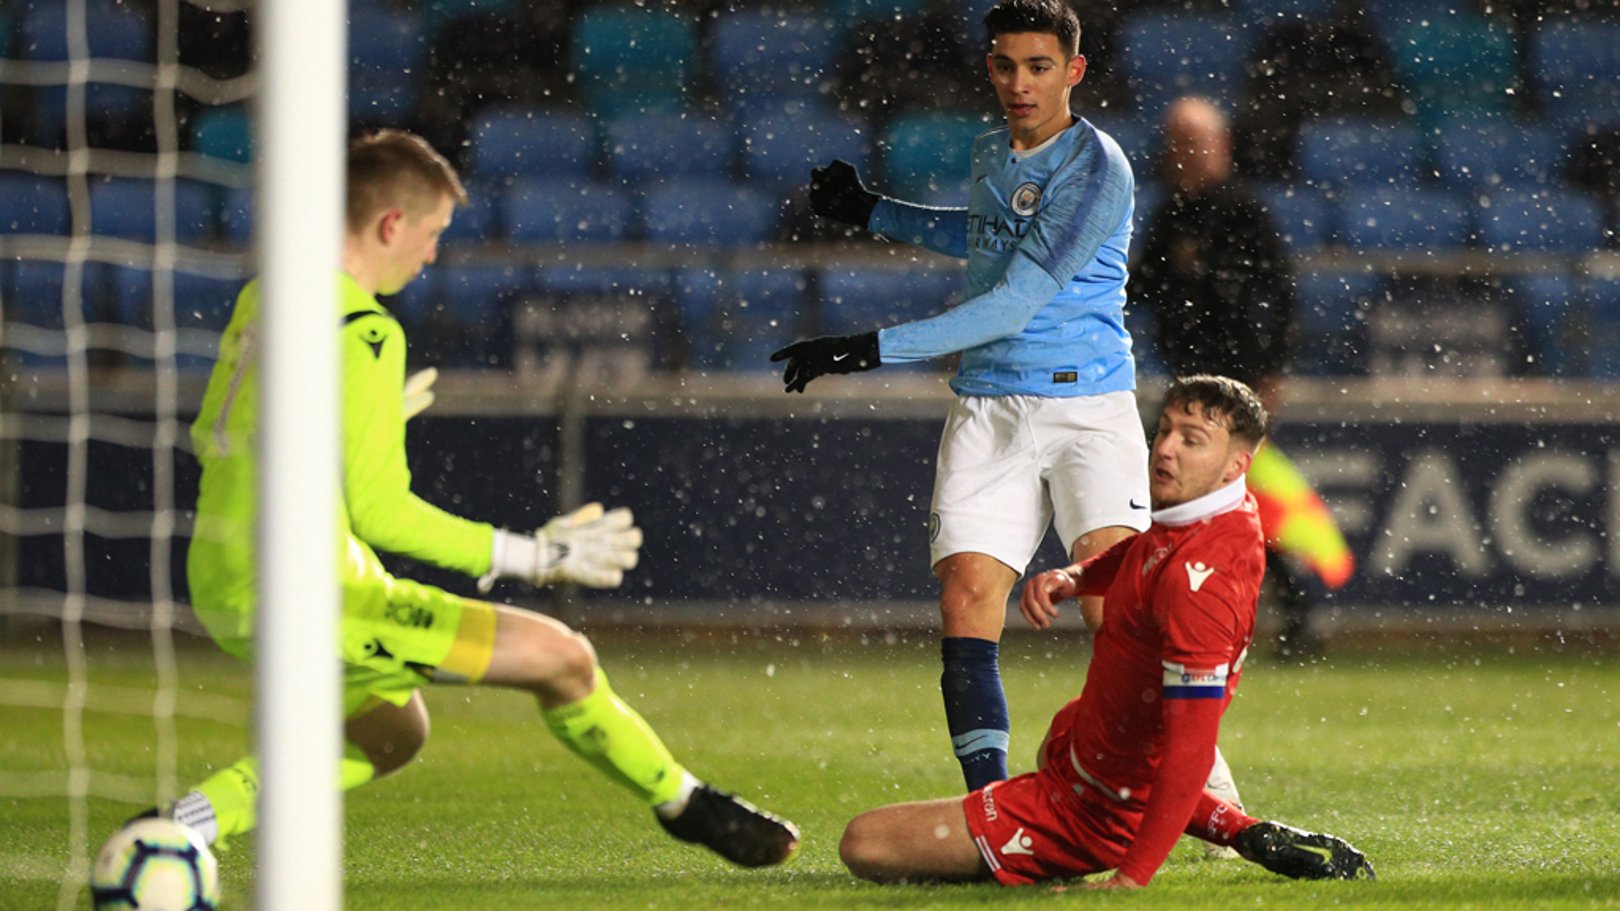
[928,391,1151,573]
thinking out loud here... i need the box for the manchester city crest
[1011,182,1041,216]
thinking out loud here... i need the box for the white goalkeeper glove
[479,502,643,591]
[403,367,437,421]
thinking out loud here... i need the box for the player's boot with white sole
[658,784,800,867]
[1201,746,1242,860]
[1234,821,1376,880]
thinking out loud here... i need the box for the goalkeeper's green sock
[180,744,377,846]
[542,669,694,810]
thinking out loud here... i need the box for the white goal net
[0,1,341,908]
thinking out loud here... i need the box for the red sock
[1184,789,1258,846]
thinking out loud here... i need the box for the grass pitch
[3,625,1619,909]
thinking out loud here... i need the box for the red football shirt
[1070,479,1265,882]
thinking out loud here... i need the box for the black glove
[770,332,881,393]
[809,160,881,229]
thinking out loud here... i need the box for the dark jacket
[1132,182,1295,387]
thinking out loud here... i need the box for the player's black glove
[770,332,881,393]
[809,160,881,229]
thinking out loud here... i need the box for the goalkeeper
[164,129,797,868]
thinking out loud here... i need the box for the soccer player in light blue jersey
[773,0,1152,792]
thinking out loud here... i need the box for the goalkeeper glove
[403,367,437,421]
[479,503,643,591]
[770,331,881,394]
[809,160,881,229]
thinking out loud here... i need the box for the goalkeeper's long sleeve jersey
[189,274,493,609]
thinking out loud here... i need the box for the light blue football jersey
[869,118,1137,398]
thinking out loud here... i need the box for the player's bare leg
[841,798,992,883]
[480,606,799,867]
[936,553,1019,789]
[1068,525,1135,633]
[344,691,429,779]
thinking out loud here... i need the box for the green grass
[4,628,1620,909]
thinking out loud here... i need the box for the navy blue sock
[940,636,1010,791]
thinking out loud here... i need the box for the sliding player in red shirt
[838,375,1373,888]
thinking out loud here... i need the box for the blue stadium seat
[3,259,71,327]
[191,104,252,163]
[1361,0,1459,42]
[88,177,214,244]
[0,173,71,235]
[1292,270,1380,375]
[1339,187,1471,252]
[1084,116,1157,175]
[710,10,837,104]
[605,113,734,187]
[1390,14,1519,127]
[572,6,697,118]
[503,178,635,243]
[1531,19,1620,131]
[881,110,989,199]
[1118,13,1258,120]
[1500,274,1579,377]
[219,185,252,246]
[739,109,871,190]
[20,0,150,60]
[19,0,151,141]
[435,263,531,322]
[107,266,243,370]
[348,5,425,122]
[1297,117,1425,189]
[642,180,777,247]
[1255,183,1334,252]
[677,267,808,371]
[469,106,598,181]
[819,266,962,335]
[1,259,75,366]
[1476,189,1606,253]
[427,262,531,366]
[1432,119,1563,191]
[955,0,997,50]
[439,182,498,245]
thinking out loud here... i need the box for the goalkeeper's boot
[657,784,800,867]
[1235,821,1375,880]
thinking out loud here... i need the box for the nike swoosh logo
[1129,499,1147,510]
[1297,844,1336,864]
[832,352,850,361]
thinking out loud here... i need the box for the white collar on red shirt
[1150,476,1248,527]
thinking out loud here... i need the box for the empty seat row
[1237,183,1612,254]
[7,256,1615,379]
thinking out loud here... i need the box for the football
[90,818,219,911]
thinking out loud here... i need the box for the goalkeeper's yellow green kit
[188,274,497,709]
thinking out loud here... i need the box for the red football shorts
[962,700,1140,886]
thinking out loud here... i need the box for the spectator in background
[1133,96,1352,659]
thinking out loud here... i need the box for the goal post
[254,0,345,909]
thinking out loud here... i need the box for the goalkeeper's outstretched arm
[342,306,641,589]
